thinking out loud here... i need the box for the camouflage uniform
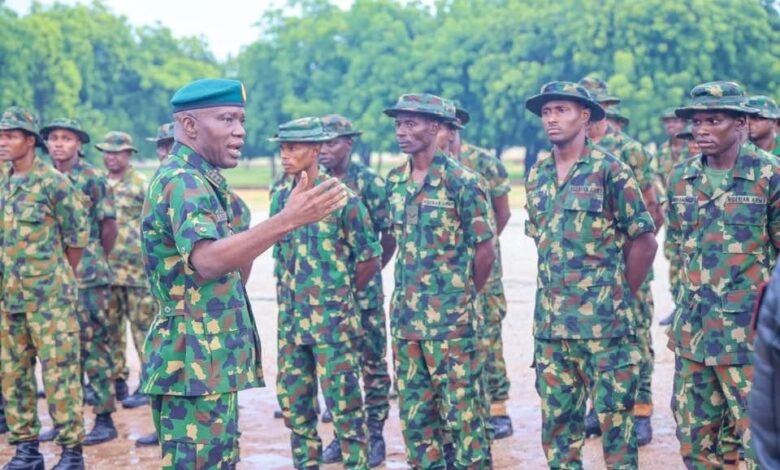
[0,116,88,449]
[386,150,493,469]
[666,82,780,470]
[141,142,264,469]
[106,166,157,379]
[657,140,690,303]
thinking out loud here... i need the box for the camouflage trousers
[634,283,655,415]
[360,307,391,423]
[479,288,510,406]
[77,285,116,414]
[108,285,157,381]
[672,355,757,469]
[534,336,640,469]
[276,336,368,469]
[0,308,84,447]
[151,392,239,470]
[394,336,490,470]
[664,235,681,302]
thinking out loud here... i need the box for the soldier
[524,82,657,469]
[147,122,175,160]
[666,81,780,469]
[747,95,780,156]
[0,106,89,469]
[317,115,394,467]
[141,79,346,468]
[384,93,495,469]
[41,120,120,446]
[676,125,701,156]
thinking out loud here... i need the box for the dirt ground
[0,200,749,469]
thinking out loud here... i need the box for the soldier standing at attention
[384,93,495,469]
[0,106,89,470]
[747,95,780,157]
[141,79,346,468]
[524,82,657,469]
[667,81,780,470]
[317,115,394,468]
[147,122,175,160]
[42,120,119,446]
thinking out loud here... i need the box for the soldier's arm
[53,173,88,271]
[625,233,657,294]
[379,230,396,268]
[100,219,118,257]
[489,157,512,235]
[363,172,396,267]
[97,175,118,256]
[345,197,381,291]
[460,179,496,292]
[493,194,511,235]
[65,247,83,272]
[473,239,496,292]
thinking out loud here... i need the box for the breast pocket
[723,201,766,254]
[15,202,56,274]
[562,190,605,240]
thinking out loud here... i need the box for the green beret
[170,79,247,113]
[747,95,780,120]
[40,117,90,144]
[146,122,175,142]
[269,117,339,143]
[578,76,621,105]
[525,81,605,122]
[321,114,363,137]
[384,93,457,122]
[675,81,758,118]
[0,106,47,150]
[95,131,137,153]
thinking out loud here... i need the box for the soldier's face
[748,116,777,141]
[280,142,320,175]
[607,118,623,133]
[156,138,174,160]
[0,130,35,162]
[586,118,608,140]
[662,117,686,138]
[46,129,81,162]
[103,150,132,175]
[451,129,462,158]
[691,111,745,156]
[394,113,439,155]
[435,124,456,155]
[319,137,352,170]
[192,106,246,169]
[685,138,700,155]
[540,100,590,144]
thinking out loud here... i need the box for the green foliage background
[3,0,779,160]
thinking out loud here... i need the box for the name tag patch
[421,198,455,209]
[569,185,604,196]
[215,210,228,222]
[672,196,696,204]
[726,195,766,205]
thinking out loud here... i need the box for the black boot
[134,432,159,447]
[83,413,118,445]
[635,416,653,446]
[489,415,514,440]
[321,436,342,464]
[321,407,332,423]
[0,401,7,434]
[272,409,283,419]
[2,441,44,470]
[51,445,84,470]
[121,388,149,409]
[38,425,61,442]
[367,420,386,468]
[114,379,129,402]
[83,384,96,407]
[584,408,601,438]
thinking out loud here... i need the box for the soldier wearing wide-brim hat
[746,95,780,156]
[525,81,606,121]
[606,105,630,129]
[0,106,48,150]
[666,81,779,469]
[94,131,138,153]
[578,76,621,108]
[41,118,91,144]
[383,92,460,122]
[146,122,174,160]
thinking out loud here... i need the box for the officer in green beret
[384,93,495,469]
[140,79,348,469]
[524,81,657,468]
[747,95,780,157]
[316,114,394,468]
[0,106,89,469]
[41,120,120,447]
[667,81,780,470]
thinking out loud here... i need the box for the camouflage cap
[660,107,679,120]
[525,81,606,121]
[94,131,138,153]
[675,81,759,118]
[40,117,90,144]
[320,114,363,138]
[383,93,457,122]
[606,105,630,127]
[455,106,470,126]
[146,122,175,142]
[268,117,339,143]
[578,76,621,105]
[747,95,780,120]
[0,106,47,149]
[676,125,695,141]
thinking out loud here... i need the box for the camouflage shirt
[61,159,115,288]
[141,143,264,396]
[656,140,689,188]
[524,141,655,340]
[386,151,494,340]
[598,128,656,194]
[107,167,149,287]
[0,157,88,314]
[229,190,251,232]
[270,173,381,345]
[666,147,780,365]
[323,159,390,310]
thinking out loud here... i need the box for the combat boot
[121,388,149,409]
[114,379,129,402]
[0,409,8,434]
[134,433,159,447]
[489,415,514,440]
[584,408,601,438]
[83,413,118,445]
[2,440,44,470]
[321,407,332,423]
[83,383,97,407]
[51,445,84,470]
[635,416,652,446]
[272,408,283,419]
[321,436,342,464]
[367,420,386,468]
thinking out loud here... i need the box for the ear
[181,114,198,139]
[581,107,592,124]
[735,115,747,131]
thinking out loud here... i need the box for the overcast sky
[5,0,354,60]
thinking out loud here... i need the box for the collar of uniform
[170,142,227,190]
[682,146,758,182]
[386,151,447,187]
[7,156,47,191]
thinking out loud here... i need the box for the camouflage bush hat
[660,108,679,120]
[676,125,695,140]
[747,95,780,120]
[320,114,363,137]
[94,131,138,153]
[0,106,47,149]
[525,81,605,121]
[606,106,630,127]
[170,79,246,113]
[455,106,470,126]
[675,81,759,119]
[146,122,174,142]
[40,118,90,144]
[383,93,457,123]
[578,76,621,105]
[268,117,339,143]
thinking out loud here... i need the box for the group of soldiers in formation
[0,73,777,470]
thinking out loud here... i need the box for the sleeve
[163,172,222,262]
[95,174,116,220]
[229,191,251,233]
[767,169,780,253]
[364,174,392,232]
[344,197,382,263]
[53,175,88,249]
[607,160,655,239]
[486,157,511,199]
[459,178,495,245]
